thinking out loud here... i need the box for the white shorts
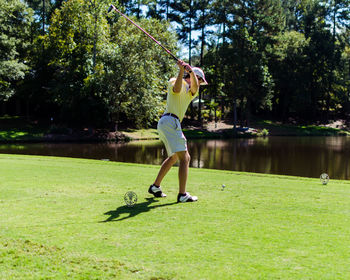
[157,115,187,157]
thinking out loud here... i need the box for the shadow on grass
[101,198,177,222]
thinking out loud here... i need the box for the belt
[162,113,179,120]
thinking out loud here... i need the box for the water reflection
[188,137,350,180]
[0,136,350,180]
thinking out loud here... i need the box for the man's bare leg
[176,150,190,194]
[153,154,178,187]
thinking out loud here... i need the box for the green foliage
[268,31,310,118]
[257,128,269,136]
[89,15,177,128]
[41,0,176,127]
[207,0,285,122]
[1,0,350,126]
[43,0,110,122]
[0,0,33,100]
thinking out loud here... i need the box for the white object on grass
[124,191,138,207]
[320,173,329,185]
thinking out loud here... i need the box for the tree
[0,0,33,101]
[268,31,310,120]
[281,0,304,31]
[87,0,110,70]
[147,0,174,20]
[170,0,197,64]
[44,0,177,127]
[322,0,350,113]
[298,0,337,119]
[193,0,213,125]
[26,0,66,35]
[43,0,110,123]
[211,0,232,45]
[339,36,350,113]
[91,16,178,128]
[322,0,350,42]
[216,0,283,123]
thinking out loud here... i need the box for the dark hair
[184,73,190,79]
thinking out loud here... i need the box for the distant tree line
[1,0,349,128]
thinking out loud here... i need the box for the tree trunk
[42,0,45,35]
[214,91,217,128]
[166,0,169,20]
[197,7,206,127]
[188,0,192,65]
[26,99,30,120]
[233,99,237,135]
[93,14,97,71]
[198,91,202,126]
[200,8,205,66]
[222,22,226,45]
[136,0,141,19]
[1,102,6,116]
[245,98,251,127]
[16,99,21,115]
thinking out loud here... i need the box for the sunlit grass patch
[1,154,350,279]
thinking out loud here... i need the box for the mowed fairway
[1,154,350,279]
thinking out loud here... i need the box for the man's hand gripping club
[173,60,199,95]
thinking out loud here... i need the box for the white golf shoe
[148,184,167,198]
[177,192,198,203]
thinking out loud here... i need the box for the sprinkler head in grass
[124,191,137,207]
[320,173,329,185]
[222,184,226,191]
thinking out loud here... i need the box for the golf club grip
[109,5,179,62]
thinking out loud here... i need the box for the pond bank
[122,120,350,140]
[0,119,349,143]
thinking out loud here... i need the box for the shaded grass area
[121,128,221,140]
[182,128,220,139]
[254,120,350,136]
[1,154,350,279]
[0,116,47,141]
[121,128,159,140]
[0,129,45,141]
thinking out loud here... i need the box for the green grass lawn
[255,120,350,136]
[1,154,350,279]
[121,128,159,140]
[0,117,46,142]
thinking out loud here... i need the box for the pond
[1,136,350,180]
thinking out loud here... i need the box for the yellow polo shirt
[165,78,199,122]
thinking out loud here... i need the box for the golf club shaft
[108,4,179,62]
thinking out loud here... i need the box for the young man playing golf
[148,60,208,203]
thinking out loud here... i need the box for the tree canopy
[1,0,350,127]
[0,0,33,100]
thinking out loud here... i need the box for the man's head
[184,67,208,86]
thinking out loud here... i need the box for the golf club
[107,4,179,62]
